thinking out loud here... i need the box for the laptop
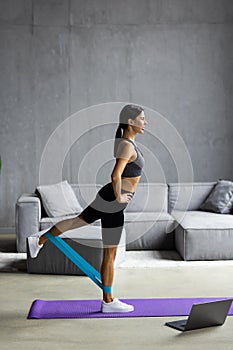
[165,299,233,332]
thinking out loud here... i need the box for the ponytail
[113,124,123,157]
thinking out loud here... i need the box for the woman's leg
[38,213,89,245]
[100,246,118,303]
[29,213,90,258]
[100,242,134,313]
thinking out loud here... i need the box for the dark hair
[114,104,144,157]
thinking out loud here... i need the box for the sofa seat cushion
[40,212,172,232]
[173,210,233,260]
[40,215,101,231]
[124,212,176,250]
[124,212,173,223]
[172,210,233,229]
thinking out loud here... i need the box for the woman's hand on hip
[116,193,133,204]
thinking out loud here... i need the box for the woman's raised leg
[38,213,89,245]
[29,213,89,258]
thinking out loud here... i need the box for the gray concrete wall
[0,0,233,229]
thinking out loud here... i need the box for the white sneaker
[101,298,134,313]
[28,236,43,258]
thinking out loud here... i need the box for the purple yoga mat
[27,297,233,319]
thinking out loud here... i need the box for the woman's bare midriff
[121,176,141,193]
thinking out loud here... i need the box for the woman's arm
[111,140,134,202]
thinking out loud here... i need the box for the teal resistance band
[45,232,112,294]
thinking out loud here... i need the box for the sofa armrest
[15,194,41,253]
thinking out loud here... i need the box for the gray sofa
[16,182,233,267]
[16,183,175,253]
[169,182,233,260]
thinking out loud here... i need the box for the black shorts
[80,182,135,246]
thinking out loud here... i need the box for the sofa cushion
[124,212,172,223]
[40,215,101,231]
[168,182,216,212]
[199,180,233,214]
[125,183,168,213]
[172,210,233,229]
[37,181,83,217]
[125,212,176,250]
[173,210,233,260]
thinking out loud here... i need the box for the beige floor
[1,235,233,350]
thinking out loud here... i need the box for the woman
[30,104,148,313]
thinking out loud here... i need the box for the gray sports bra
[120,138,145,178]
